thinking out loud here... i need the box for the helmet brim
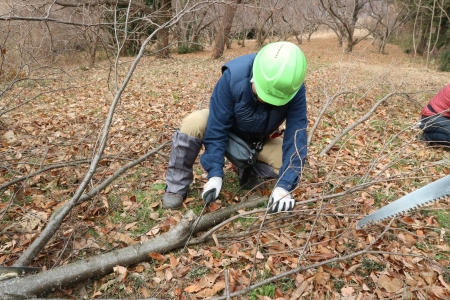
[254,81,297,106]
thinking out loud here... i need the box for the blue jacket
[200,54,308,192]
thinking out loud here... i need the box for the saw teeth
[357,178,450,230]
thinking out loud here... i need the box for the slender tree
[211,0,242,59]
[316,0,376,52]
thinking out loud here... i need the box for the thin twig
[320,92,410,155]
[224,269,230,300]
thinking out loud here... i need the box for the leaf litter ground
[1,34,450,299]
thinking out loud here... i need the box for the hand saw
[356,175,450,230]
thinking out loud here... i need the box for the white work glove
[268,187,295,214]
[202,177,222,205]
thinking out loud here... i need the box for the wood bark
[156,0,172,58]
[0,211,196,299]
[0,197,269,298]
[211,0,242,59]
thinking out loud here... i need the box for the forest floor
[1,33,450,299]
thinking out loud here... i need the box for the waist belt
[427,104,436,113]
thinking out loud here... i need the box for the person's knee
[259,137,283,169]
[179,109,209,139]
[422,131,450,144]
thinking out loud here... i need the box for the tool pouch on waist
[225,132,259,169]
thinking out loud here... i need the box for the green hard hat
[252,41,307,106]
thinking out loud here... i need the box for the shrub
[177,43,203,54]
[438,49,450,72]
[177,45,191,54]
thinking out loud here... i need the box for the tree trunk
[426,0,437,68]
[226,36,232,49]
[211,0,242,59]
[87,28,99,67]
[156,0,172,58]
[416,29,428,55]
[344,37,354,53]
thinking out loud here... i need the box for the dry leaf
[113,265,128,282]
[379,274,402,293]
[169,254,179,268]
[315,269,330,287]
[438,275,450,290]
[291,281,309,300]
[256,251,264,259]
[174,287,182,296]
[152,277,162,284]
[341,286,355,296]
[212,233,220,247]
[195,281,225,297]
[124,222,138,230]
[18,211,47,231]
[188,248,199,256]
[198,273,220,288]
[91,291,102,298]
[110,232,135,245]
[73,239,88,250]
[139,287,151,298]
[165,269,173,281]
[265,256,278,274]
[430,286,447,298]
[3,130,17,143]
[436,244,450,252]
[184,285,202,293]
[148,252,166,262]
[135,265,145,273]
[402,216,414,224]
[149,212,160,220]
[416,229,425,238]
[146,226,160,236]
[208,202,221,212]
[318,245,332,254]
[420,270,436,285]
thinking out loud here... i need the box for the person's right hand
[268,187,295,213]
[202,177,222,204]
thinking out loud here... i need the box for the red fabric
[422,84,450,118]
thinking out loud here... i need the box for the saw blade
[356,175,450,229]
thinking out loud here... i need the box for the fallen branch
[0,195,269,298]
[209,217,397,300]
[0,211,196,299]
[320,92,409,156]
[194,195,268,233]
[14,142,169,267]
[308,91,352,145]
[0,155,136,191]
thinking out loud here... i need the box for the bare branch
[320,92,410,156]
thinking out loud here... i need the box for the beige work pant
[179,109,282,175]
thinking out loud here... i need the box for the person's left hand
[268,187,295,213]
